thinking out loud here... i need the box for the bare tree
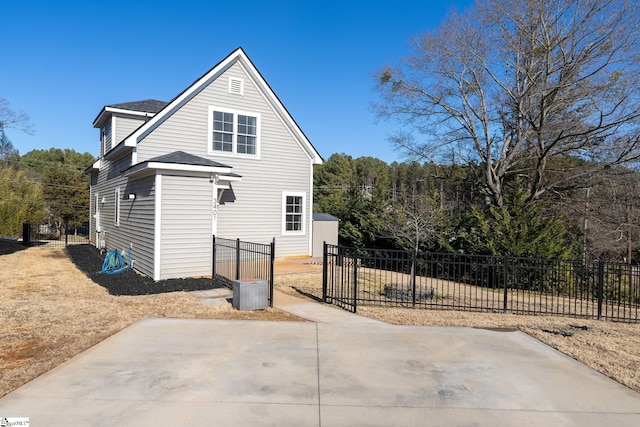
[383,192,442,254]
[0,97,33,135]
[375,0,640,207]
[0,97,33,165]
[566,168,640,261]
[381,191,443,289]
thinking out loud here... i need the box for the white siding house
[87,48,322,280]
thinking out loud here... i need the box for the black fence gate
[22,222,90,248]
[322,243,358,313]
[322,243,640,322]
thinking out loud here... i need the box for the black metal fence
[322,243,640,322]
[212,236,275,307]
[22,222,90,248]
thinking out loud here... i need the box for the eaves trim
[124,161,242,180]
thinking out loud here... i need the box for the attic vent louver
[229,77,244,95]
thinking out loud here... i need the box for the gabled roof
[122,47,323,164]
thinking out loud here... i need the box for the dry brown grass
[3,246,640,399]
[0,246,301,398]
[276,269,640,394]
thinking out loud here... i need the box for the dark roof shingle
[108,99,168,113]
[147,151,232,168]
[313,213,339,221]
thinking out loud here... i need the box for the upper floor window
[209,107,260,157]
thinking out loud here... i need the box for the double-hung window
[282,192,305,235]
[209,107,259,156]
[236,114,257,154]
[212,111,234,152]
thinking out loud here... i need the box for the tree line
[344,0,640,263]
[0,100,94,238]
[314,153,640,263]
[0,146,95,238]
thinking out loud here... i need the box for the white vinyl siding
[115,115,145,144]
[126,175,156,278]
[159,175,213,279]
[90,154,156,279]
[134,60,314,257]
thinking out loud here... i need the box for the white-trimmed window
[209,107,260,157]
[282,192,305,235]
[114,188,121,226]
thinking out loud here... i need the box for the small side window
[282,192,305,235]
[114,188,121,226]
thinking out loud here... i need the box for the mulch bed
[0,239,28,256]
[65,244,224,296]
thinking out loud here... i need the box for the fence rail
[322,243,640,322]
[212,236,275,307]
[22,222,90,248]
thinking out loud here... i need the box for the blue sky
[2,0,473,164]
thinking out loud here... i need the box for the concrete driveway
[2,301,640,426]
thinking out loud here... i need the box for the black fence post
[598,259,605,320]
[235,238,241,281]
[22,223,31,246]
[353,251,358,313]
[322,241,328,302]
[503,255,509,313]
[269,237,275,308]
[412,250,417,309]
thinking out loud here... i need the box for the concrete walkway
[273,290,385,324]
[2,293,640,425]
